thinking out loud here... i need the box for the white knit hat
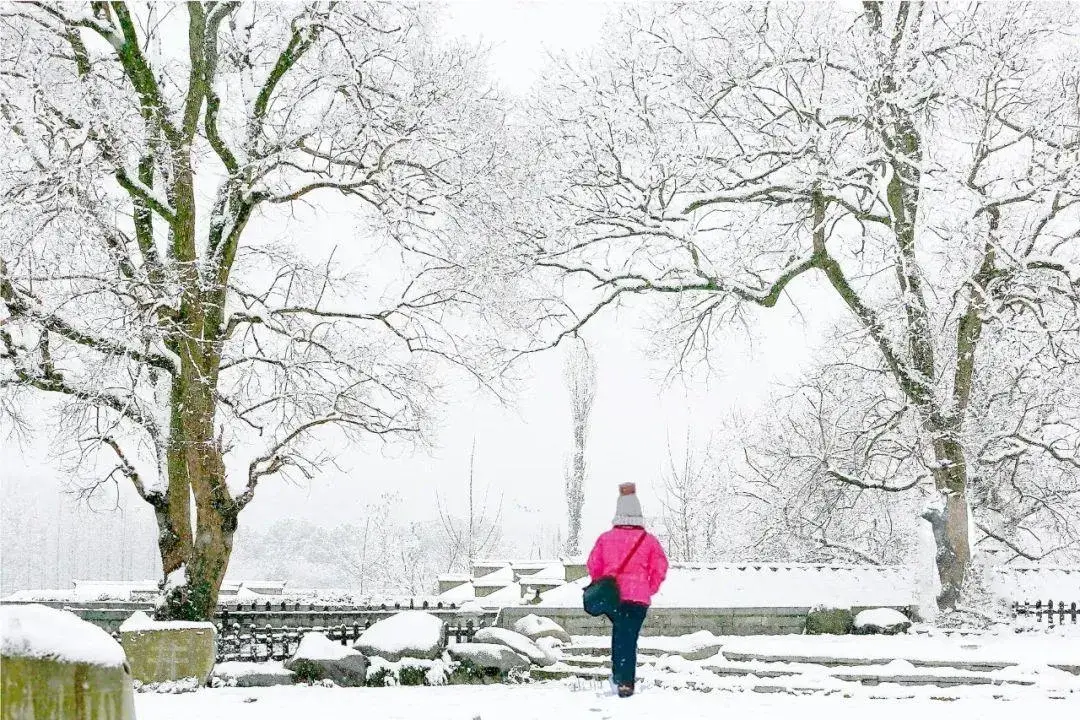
[612,482,645,527]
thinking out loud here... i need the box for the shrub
[804,607,854,635]
[285,659,326,685]
[366,667,396,687]
[397,665,427,686]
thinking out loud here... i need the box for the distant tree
[658,432,725,563]
[437,438,503,571]
[562,337,596,556]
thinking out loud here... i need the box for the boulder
[211,661,295,688]
[448,643,529,674]
[535,636,564,662]
[512,614,571,643]
[472,627,554,666]
[804,607,855,635]
[354,611,445,662]
[285,632,367,686]
[854,608,912,635]
[1,605,136,720]
[118,611,216,685]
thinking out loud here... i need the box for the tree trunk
[922,433,972,610]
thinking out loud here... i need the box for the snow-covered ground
[135,683,1078,720]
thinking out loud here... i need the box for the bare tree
[523,2,1080,608]
[562,336,596,555]
[437,438,503,572]
[657,432,727,563]
[0,2,514,619]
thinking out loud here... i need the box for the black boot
[617,682,635,698]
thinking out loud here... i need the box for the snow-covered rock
[854,608,912,635]
[512,614,571,643]
[354,611,445,662]
[669,631,723,661]
[285,632,367,686]
[472,627,555,666]
[1,605,136,720]
[211,661,295,688]
[448,643,529,674]
[535,636,564,662]
[118,611,216,685]
[2,604,127,668]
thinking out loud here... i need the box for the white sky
[1,1,839,572]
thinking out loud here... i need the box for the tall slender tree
[562,336,596,555]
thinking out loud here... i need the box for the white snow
[0,604,127,668]
[990,566,1080,602]
[119,611,215,632]
[714,632,1080,667]
[854,608,911,631]
[476,582,524,608]
[435,582,477,603]
[355,611,444,657]
[457,600,486,615]
[540,564,918,609]
[134,683,1080,720]
[472,627,550,665]
[292,632,361,661]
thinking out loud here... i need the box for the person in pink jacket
[586,482,668,697]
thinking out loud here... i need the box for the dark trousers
[609,601,648,685]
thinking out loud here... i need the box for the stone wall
[497,605,916,636]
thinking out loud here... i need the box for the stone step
[562,645,667,658]
[704,664,798,679]
[830,672,1034,688]
[560,655,658,668]
[537,659,1042,691]
[531,665,611,681]
[721,650,1018,674]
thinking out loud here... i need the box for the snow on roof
[473,566,514,583]
[436,581,476,604]
[475,582,524,609]
[438,573,472,582]
[519,563,567,583]
[6,581,161,603]
[989,566,1080,601]
[1,604,127,668]
[540,564,919,609]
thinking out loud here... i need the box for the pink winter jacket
[586,527,669,606]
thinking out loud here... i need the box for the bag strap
[613,531,649,576]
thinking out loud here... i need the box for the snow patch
[855,608,912,631]
[119,611,214,632]
[292,632,361,662]
[1,604,127,668]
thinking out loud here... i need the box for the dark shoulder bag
[582,531,648,617]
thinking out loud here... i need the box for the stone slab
[119,625,216,685]
[1,655,136,720]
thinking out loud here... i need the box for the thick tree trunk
[155,362,236,620]
[922,434,972,610]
